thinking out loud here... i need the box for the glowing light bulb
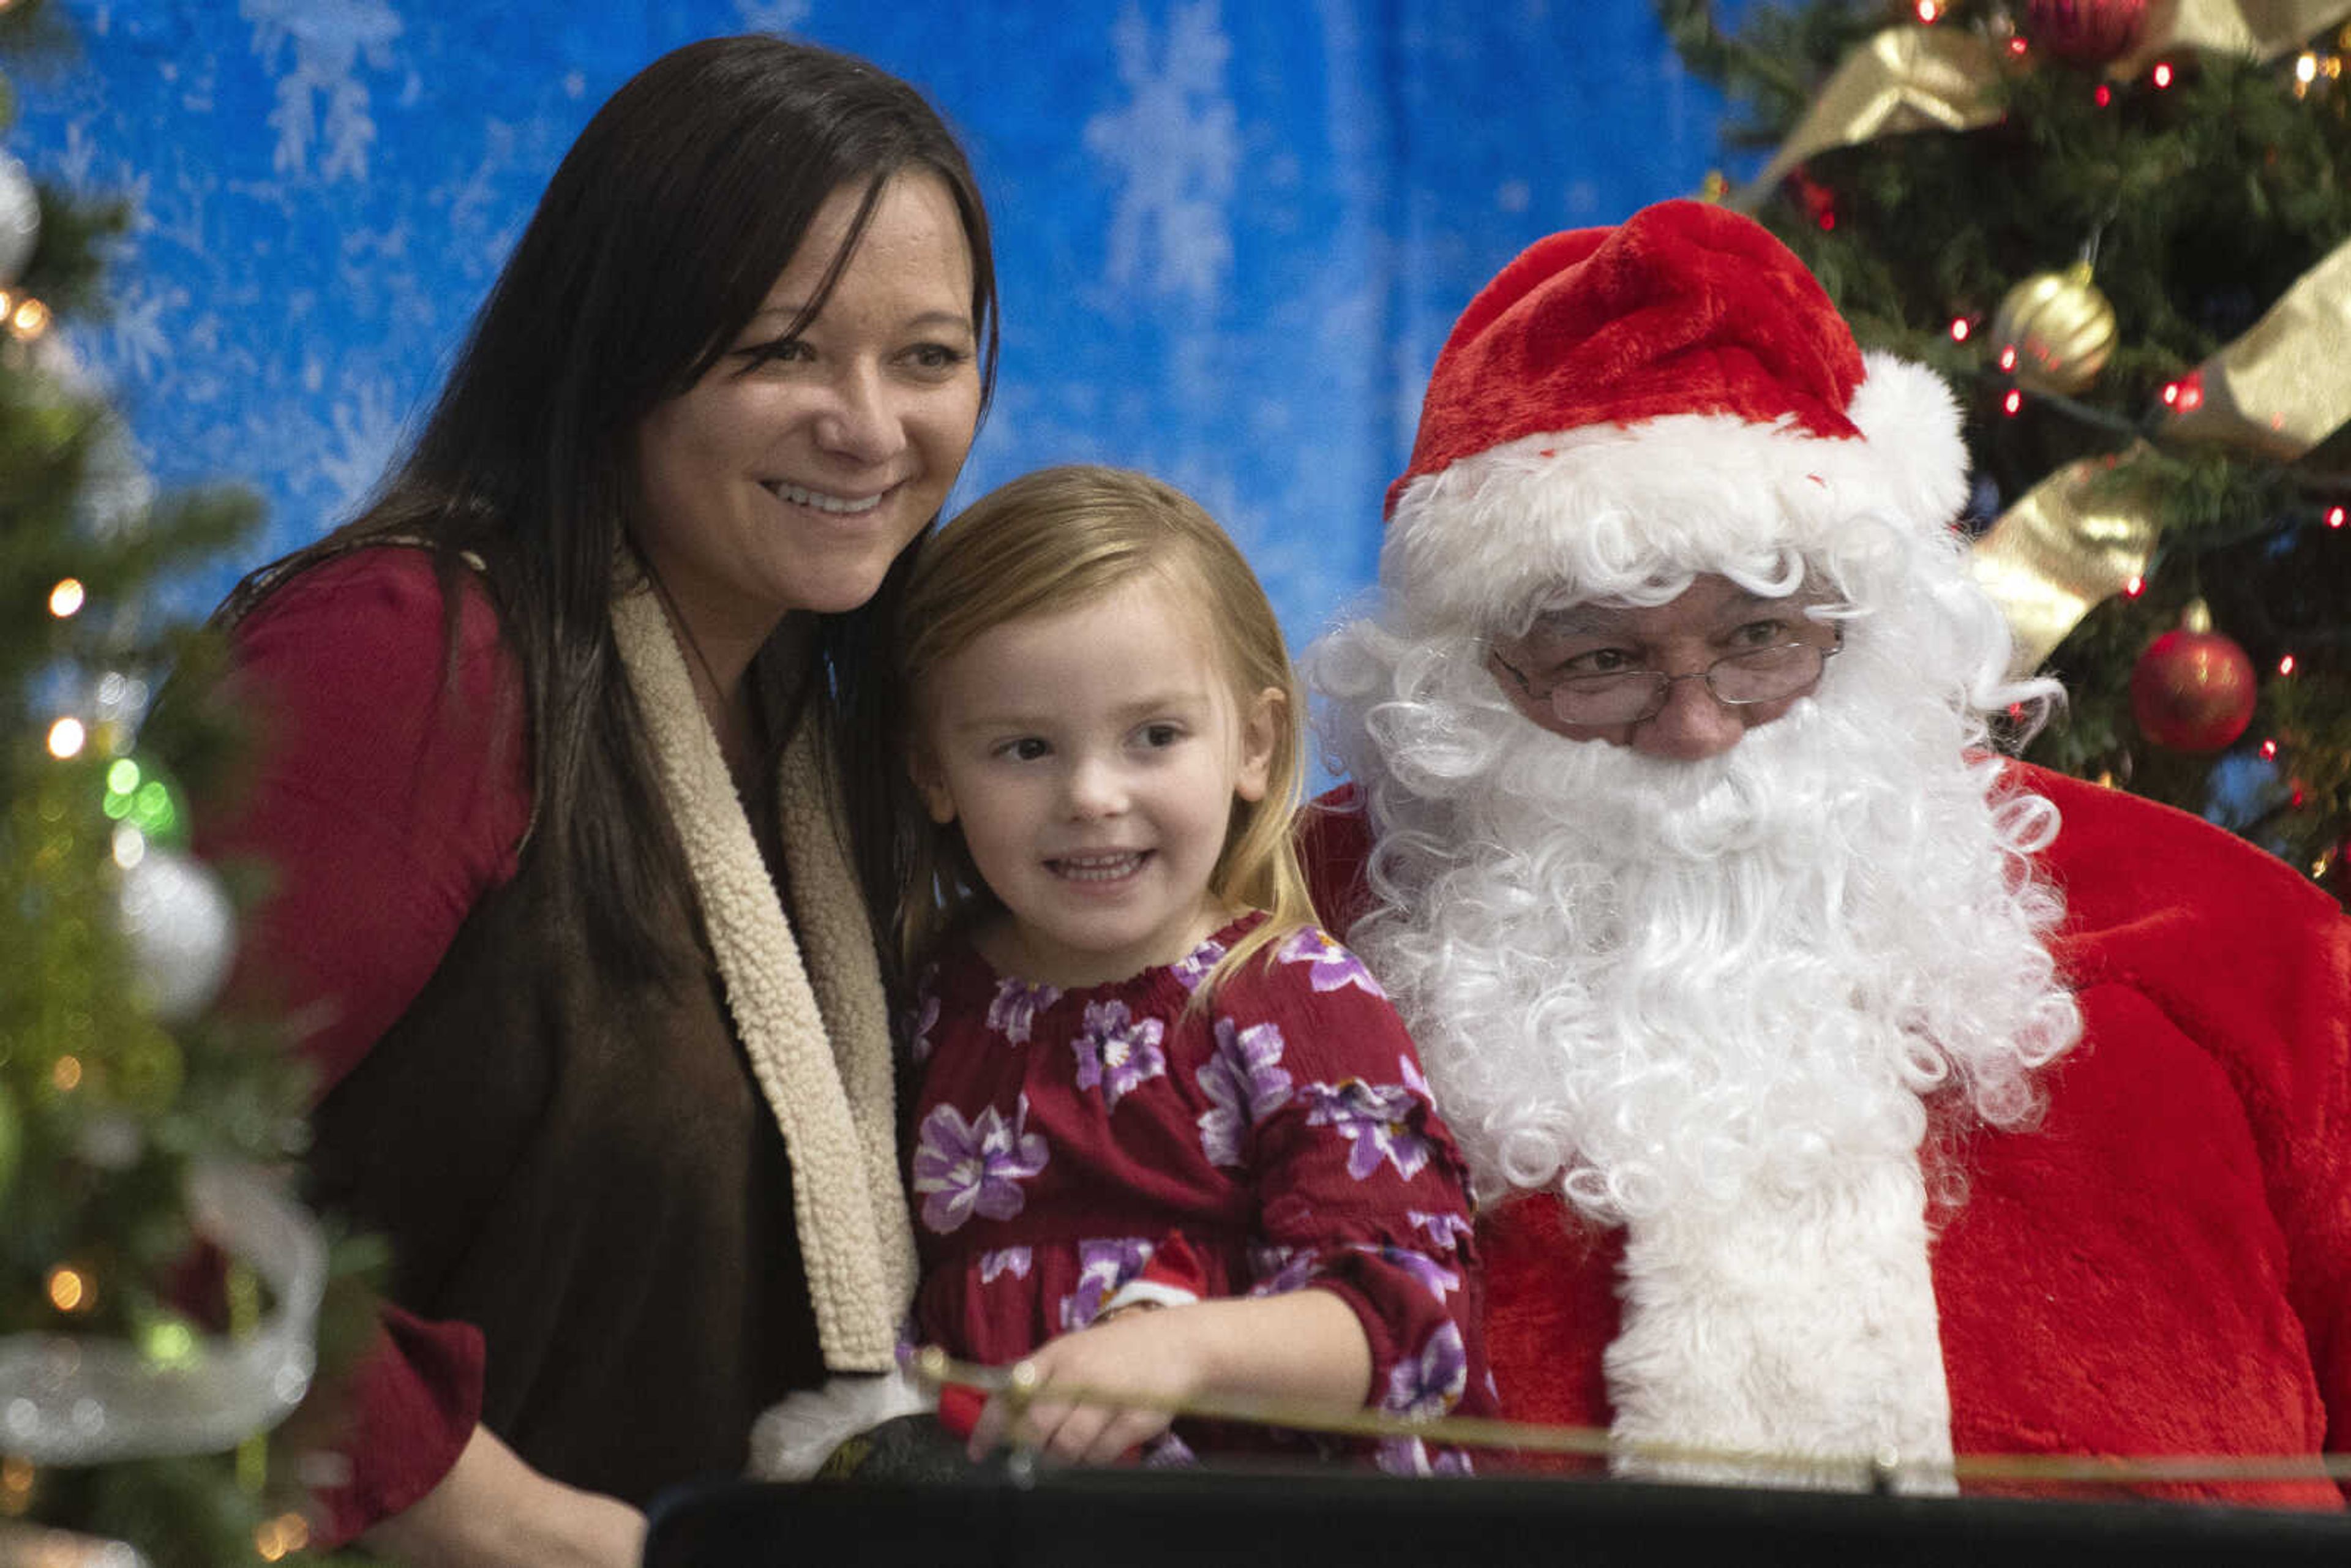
[2152,62,2173,88]
[2124,575,2145,598]
[2002,389,2023,416]
[8,296,50,340]
[47,717,86,758]
[2298,52,2321,84]
[1998,345,2019,373]
[255,1513,312,1561]
[2327,506,2345,529]
[2279,654,2298,676]
[1948,317,1971,342]
[2094,84,2113,107]
[1916,1,1940,21]
[47,1267,88,1313]
[2261,739,2281,760]
[48,579,84,617]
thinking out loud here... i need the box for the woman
[197,35,996,1563]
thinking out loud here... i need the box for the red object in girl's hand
[937,1382,987,1439]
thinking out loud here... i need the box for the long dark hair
[220,34,998,986]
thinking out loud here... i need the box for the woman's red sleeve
[194,547,530,1545]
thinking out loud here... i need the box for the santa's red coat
[1302,762,2351,1507]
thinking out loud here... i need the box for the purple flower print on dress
[1303,1076,1433,1182]
[1071,999,1168,1111]
[1196,1018,1292,1168]
[1377,1436,1474,1477]
[1276,926,1386,997]
[1351,1242,1460,1302]
[1169,938,1227,994]
[1399,1052,1433,1101]
[1384,1321,1468,1421]
[979,1247,1033,1285]
[1061,1237,1154,1331]
[1142,1432,1198,1468]
[1409,1210,1474,1251]
[1246,1245,1319,1298]
[986,977,1062,1045]
[903,986,941,1067]
[911,1095,1048,1235]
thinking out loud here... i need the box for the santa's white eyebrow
[1528,592,1782,639]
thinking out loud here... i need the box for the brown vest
[308,583,912,1506]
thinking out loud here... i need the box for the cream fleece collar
[610,586,915,1371]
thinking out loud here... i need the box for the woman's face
[634,170,982,661]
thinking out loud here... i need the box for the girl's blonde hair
[894,464,1314,1002]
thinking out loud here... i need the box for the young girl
[893,464,1493,1473]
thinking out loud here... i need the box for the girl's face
[913,572,1281,989]
[634,171,982,664]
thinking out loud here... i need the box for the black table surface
[645,1463,2351,1567]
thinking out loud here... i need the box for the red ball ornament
[2129,602,2257,753]
[2024,0,2150,67]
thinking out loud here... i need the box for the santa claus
[1304,199,2351,1506]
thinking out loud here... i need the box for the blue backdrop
[13,0,1735,652]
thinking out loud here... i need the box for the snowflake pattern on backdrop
[1083,0,1239,305]
[13,2,1728,669]
[241,0,403,182]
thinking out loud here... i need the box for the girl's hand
[966,1307,1205,1465]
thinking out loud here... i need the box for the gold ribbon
[2115,0,2351,74]
[1971,236,2350,665]
[1737,7,2351,661]
[1738,4,2351,209]
[1968,451,2161,675]
[1735,27,2002,209]
[2160,235,2351,461]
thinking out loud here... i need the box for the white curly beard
[1311,602,2082,1485]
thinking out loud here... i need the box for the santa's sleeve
[195,547,528,1543]
[1218,929,1496,1465]
[2021,763,2351,1490]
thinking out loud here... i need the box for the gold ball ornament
[1990,262,2118,396]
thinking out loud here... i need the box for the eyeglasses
[1488,631,1842,727]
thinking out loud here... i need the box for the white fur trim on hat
[1382,351,1970,634]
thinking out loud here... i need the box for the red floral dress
[907,915,1494,1472]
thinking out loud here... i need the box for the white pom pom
[746,1368,931,1482]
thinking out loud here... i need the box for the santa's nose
[1633,675,1748,762]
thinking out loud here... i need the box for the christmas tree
[2,2,368,1561]
[1662,0,2351,900]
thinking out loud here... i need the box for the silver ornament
[0,149,40,288]
[117,847,236,1023]
[0,1163,324,1465]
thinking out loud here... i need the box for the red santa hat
[1381,199,1972,631]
